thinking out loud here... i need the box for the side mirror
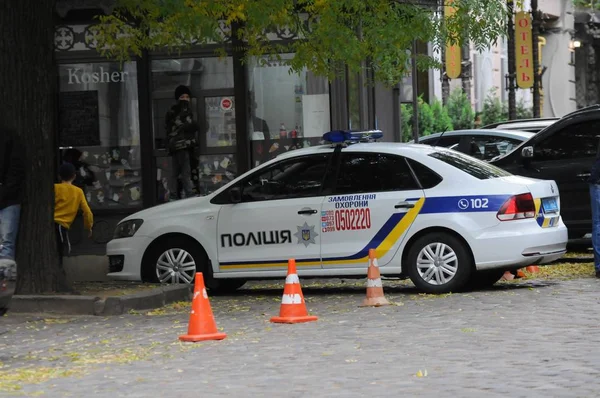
[521,146,534,159]
[229,187,242,204]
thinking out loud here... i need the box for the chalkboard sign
[58,90,100,147]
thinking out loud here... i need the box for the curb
[9,285,192,316]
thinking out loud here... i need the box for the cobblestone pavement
[1,276,600,397]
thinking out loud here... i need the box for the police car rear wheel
[406,233,472,294]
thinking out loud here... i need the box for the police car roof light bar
[322,130,384,145]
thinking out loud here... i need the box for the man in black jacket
[165,85,199,200]
[0,128,25,314]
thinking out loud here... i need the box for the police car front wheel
[406,232,473,294]
[144,235,247,294]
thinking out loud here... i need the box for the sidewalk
[1,276,599,396]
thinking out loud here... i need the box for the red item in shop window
[279,123,287,139]
[289,130,297,138]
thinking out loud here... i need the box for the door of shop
[151,89,237,204]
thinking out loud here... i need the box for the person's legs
[179,150,194,198]
[170,152,183,200]
[590,184,600,275]
[0,204,21,262]
[55,223,65,267]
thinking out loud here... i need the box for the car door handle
[395,202,415,209]
[298,209,318,215]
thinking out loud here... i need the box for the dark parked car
[490,105,600,244]
[414,129,535,161]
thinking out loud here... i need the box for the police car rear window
[428,150,512,179]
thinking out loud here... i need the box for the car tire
[406,232,473,294]
[461,269,506,291]
[144,235,246,293]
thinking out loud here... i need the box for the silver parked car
[482,118,559,133]
[412,129,535,161]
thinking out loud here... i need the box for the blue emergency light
[322,130,384,143]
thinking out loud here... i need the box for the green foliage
[574,0,600,10]
[417,97,435,137]
[481,89,534,125]
[400,104,413,142]
[516,97,533,119]
[92,0,509,86]
[400,97,440,141]
[481,90,507,126]
[446,89,474,130]
[430,98,453,133]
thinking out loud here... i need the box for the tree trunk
[0,0,68,293]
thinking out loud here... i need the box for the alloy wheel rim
[156,248,196,284]
[416,242,458,286]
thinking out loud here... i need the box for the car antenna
[433,127,448,147]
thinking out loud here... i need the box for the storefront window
[58,62,142,210]
[151,57,236,202]
[247,54,330,167]
[151,57,234,150]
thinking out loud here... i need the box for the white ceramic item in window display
[105,171,111,181]
[86,191,92,203]
[93,181,102,190]
[97,191,105,203]
[220,157,230,169]
[130,187,141,201]
[113,193,120,202]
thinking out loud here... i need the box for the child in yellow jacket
[54,163,94,265]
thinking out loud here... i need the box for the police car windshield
[429,150,512,179]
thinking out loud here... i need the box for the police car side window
[534,121,600,160]
[334,153,420,194]
[241,155,330,202]
[406,159,442,188]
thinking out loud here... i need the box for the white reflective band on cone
[285,274,300,284]
[373,258,379,268]
[366,278,383,288]
[281,294,303,304]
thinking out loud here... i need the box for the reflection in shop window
[151,57,234,150]
[58,62,141,210]
[247,54,331,167]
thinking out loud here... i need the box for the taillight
[497,193,536,221]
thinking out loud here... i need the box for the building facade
[54,1,431,256]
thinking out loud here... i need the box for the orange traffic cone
[516,269,527,278]
[270,259,318,324]
[179,272,227,342]
[360,249,390,307]
[526,265,540,273]
[501,271,515,281]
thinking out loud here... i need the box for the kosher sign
[515,11,534,89]
[445,0,461,79]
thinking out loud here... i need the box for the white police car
[106,130,567,294]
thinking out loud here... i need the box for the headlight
[113,219,144,239]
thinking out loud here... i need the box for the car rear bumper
[470,219,568,271]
